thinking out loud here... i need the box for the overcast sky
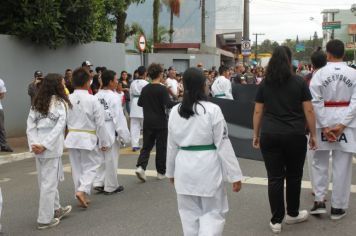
[250,0,355,43]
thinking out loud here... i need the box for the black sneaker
[310,201,327,215]
[1,145,13,152]
[104,186,124,195]
[94,186,104,193]
[54,205,72,220]
[330,207,346,220]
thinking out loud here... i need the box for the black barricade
[210,84,263,161]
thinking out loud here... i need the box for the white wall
[0,34,126,137]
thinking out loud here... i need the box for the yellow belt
[68,129,96,134]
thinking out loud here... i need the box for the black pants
[260,133,307,224]
[136,127,167,174]
[0,110,7,146]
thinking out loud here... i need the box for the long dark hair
[265,46,292,85]
[33,73,72,115]
[178,67,208,119]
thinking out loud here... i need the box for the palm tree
[162,0,180,43]
[153,0,160,44]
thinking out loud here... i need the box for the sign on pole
[138,34,146,52]
[241,40,251,56]
[322,21,341,30]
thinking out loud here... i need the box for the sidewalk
[0,137,33,165]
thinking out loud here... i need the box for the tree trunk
[116,11,127,43]
[153,0,160,44]
[169,9,174,43]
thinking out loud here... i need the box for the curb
[0,152,34,165]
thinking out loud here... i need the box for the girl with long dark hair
[27,74,73,229]
[253,46,317,233]
[166,67,243,236]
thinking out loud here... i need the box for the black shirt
[138,83,176,129]
[255,75,312,135]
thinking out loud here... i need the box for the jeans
[260,133,307,224]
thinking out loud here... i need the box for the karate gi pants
[69,149,100,195]
[130,118,143,148]
[313,150,353,209]
[260,134,307,224]
[177,185,228,236]
[36,157,61,224]
[136,128,167,174]
[94,142,120,192]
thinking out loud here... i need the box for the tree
[131,23,168,53]
[107,0,145,43]
[153,0,160,44]
[162,0,181,43]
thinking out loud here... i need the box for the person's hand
[232,181,242,192]
[322,127,337,142]
[330,124,346,139]
[31,144,46,154]
[101,146,109,152]
[252,136,260,149]
[308,135,318,150]
[169,178,174,185]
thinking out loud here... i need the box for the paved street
[0,146,356,236]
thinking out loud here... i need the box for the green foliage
[0,0,116,48]
[344,49,355,62]
[282,37,323,62]
[132,23,169,53]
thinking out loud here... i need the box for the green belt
[133,95,140,98]
[179,144,217,151]
[68,129,96,134]
[214,93,226,97]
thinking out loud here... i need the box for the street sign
[241,40,251,56]
[322,21,341,30]
[138,34,146,52]
[296,43,305,52]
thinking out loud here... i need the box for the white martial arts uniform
[26,97,67,224]
[310,62,356,209]
[211,76,233,100]
[166,101,243,236]
[129,79,149,148]
[94,90,131,192]
[166,77,178,99]
[65,90,111,195]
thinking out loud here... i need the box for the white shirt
[64,90,111,150]
[310,62,356,152]
[0,79,7,110]
[129,79,149,118]
[166,78,178,98]
[95,90,130,144]
[166,101,243,197]
[26,97,67,158]
[211,76,233,100]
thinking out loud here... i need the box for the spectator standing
[232,63,247,84]
[28,70,44,106]
[64,69,74,94]
[119,71,131,114]
[166,66,179,101]
[253,46,317,233]
[0,78,13,152]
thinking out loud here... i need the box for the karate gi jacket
[211,76,233,100]
[129,79,149,118]
[26,96,67,158]
[95,90,130,144]
[64,90,111,150]
[310,62,356,153]
[166,101,243,197]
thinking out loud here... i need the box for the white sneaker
[157,173,166,180]
[269,222,282,234]
[285,210,309,224]
[135,166,146,182]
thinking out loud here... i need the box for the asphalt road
[0,151,356,236]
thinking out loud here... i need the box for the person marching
[93,70,130,194]
[134,63,177,182]
[211,65,233,99]
[129,66,149,151]
[64,67,111,208]
[166,67,243,236]
[309,39,356,220]
[26,74,72,229]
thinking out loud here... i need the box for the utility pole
[243,0,250,64]
[201,0,206,44]
[253,33,265,62]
